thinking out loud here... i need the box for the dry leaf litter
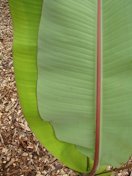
[0,0,132,175]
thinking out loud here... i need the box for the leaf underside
[37,0,132,166]
[37,0,97,161]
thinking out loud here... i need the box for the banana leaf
[9,0,132,174]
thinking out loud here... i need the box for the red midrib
[88,0,102,175]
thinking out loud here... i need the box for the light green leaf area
[9,0,89,173]
[37,0,97,160]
